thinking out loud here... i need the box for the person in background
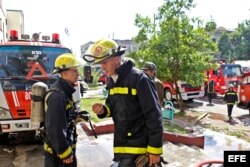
[223,84,238,122]
[83,39,163,167]
[141,62,164,107]
[44,53,80,167]
[207,80,215,105]
[123,57,135,67]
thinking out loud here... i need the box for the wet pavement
[76,127,113,167]
[79,90,250,167]
[1,122,250,167]
[77,124,250,166]
[0,145,15,167]
[203,129,250,159]
[1,90,250,166]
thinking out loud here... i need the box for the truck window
[0,46,71,78]
[241,76,250,84]
[221,64,242,77]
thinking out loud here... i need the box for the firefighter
[83,39,163,167]
[141,61,164,107]
[224,84,238,122]
[207,80,215,104]
[44,53,80,167]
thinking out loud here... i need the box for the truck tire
[164,89,172,101]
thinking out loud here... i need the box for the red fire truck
[206,62,243,95]
[163,80,204,101]
[237,71,250,115]
[0,30,80,140]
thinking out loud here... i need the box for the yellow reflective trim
[44,143,53,154]
[226,103,235,105]
[104,105,111,117]
[109,87,128,94]
[66,101,73,110]
[127,132,132,136]
[109,87,137,95]
[44,143,74,158]
[119,87,128,94]
[110,89,115,95]
[131,89,137,95]
[147,146,163,154]
[227,92,236,95]
[58,147,72,159]
[114,147,147,154]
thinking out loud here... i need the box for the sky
[3,0,250,56]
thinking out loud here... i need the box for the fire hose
[77,110,97,138]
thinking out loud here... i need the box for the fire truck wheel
[164,89,172,101]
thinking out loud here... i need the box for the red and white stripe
[12,91,20,107]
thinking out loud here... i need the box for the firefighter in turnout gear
[83,39,163,167]
[141,61,164,107]
[44,53,80,167]
[207,80,215,104]
[224,84,238,122]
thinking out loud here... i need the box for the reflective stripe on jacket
[224,90,238,105]
[99,61,163,160]
[44,78,77,159]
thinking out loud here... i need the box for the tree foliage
[129,0,217,111]
[218,19,250,62]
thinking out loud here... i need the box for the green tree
[130,0,216,112]
[218,19,250,62]
[234,20,250,60]
[218,32,231,60]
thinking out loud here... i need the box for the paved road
[187,96,249,118]
[1,96,249,167]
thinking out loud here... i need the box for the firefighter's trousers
[227,104,234,119]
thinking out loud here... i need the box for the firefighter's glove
[76,110,90,122]
[135,154,149,167]
[135,154,168,167]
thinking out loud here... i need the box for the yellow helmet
[82,39,126,64]
[53,53,80,73]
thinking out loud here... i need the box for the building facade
[0,1,25,42]
[6,9,24,38]
[0,0,7,43]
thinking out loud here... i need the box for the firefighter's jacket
[224,90,238,105]
[44,78,77,160]
[98,60,163,160]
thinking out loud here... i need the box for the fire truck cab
[237,71,250,115]
[0,30,80,140]
[206,62,243,95]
